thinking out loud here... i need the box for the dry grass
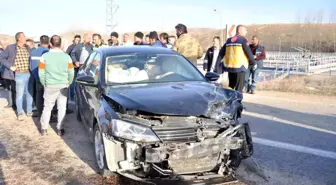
[258,75,336,96]
[0,96,146,185]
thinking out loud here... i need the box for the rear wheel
[93,124,116,177]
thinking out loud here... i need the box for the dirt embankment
[257,75,336,96]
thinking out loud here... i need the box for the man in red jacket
[244,36,266,94]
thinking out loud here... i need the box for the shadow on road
[0,142,9,185]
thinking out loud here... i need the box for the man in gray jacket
[70,33,93,100]
[0,32,33,120]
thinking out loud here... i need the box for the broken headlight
[111,119,160,143]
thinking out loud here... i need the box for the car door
[76,52,97,126]
[82,52,102,131]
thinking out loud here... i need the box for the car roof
[98,46,179,56]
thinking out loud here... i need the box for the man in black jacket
[244,36,266,94]
[70,33,93,101]
[133,32,147,45]
[203,36,221,73]
[66,35,81,55]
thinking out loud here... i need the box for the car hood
[105,82,242,119]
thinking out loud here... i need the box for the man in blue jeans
[244,36,266,94]
[0,32,33,120]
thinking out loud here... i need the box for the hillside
[1,23,336,52]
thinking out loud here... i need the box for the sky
[0,0,335,37]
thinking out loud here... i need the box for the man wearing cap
[134,32,147,45]
[149,31,166,48]
[173,23,203,66]
[110,32,120,46]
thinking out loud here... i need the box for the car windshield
[105,53,206,85]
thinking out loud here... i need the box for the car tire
[93,124,117,177]
[75,96,82,122]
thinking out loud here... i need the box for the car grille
[169,153,219,174]
[152,127,198,143]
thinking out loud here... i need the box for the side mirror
[76,76,96,86]
[205,72,220,81]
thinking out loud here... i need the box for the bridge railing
[197,52,336,81]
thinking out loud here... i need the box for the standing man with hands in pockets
[70,33,93,101]
[39,35,74,136]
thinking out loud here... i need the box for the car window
[85,53,101,78]
[105,54,205,85]
[82,52,97,72]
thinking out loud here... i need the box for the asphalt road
[236,92,336,185]
[1,85,336,185]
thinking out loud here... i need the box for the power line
[106,0,119,34]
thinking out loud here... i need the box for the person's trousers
[15,73,33,115]
[228,71,245,93]
[36,82,58,117]
[35,81,44,115]
[244,65,260,91]
[40,87,68,130]
[69,68,79,100]
[30,77,37,106]
[3,79,16,108]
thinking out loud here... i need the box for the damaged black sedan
[75,46,253,181]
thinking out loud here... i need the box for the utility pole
[106,0,119,34]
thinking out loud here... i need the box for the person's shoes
[57,129,65,136]
[250,90,256,94]
[4,104,12,109]
[27,112,40,117]
[17,114,24,121]
[41,129,48,136]
[66,109,74,114]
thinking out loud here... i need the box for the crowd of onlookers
[0,23,204,136]
[0,23,265,136]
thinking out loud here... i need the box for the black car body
[75,46,253,180]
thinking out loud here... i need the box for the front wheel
[93,124,116,177]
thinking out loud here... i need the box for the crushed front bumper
[146,122,253,174]
[103,122,253,179]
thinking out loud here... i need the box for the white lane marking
[244,111,336,136]
[253,137,336,160]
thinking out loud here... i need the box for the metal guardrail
[197,52,336,81]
